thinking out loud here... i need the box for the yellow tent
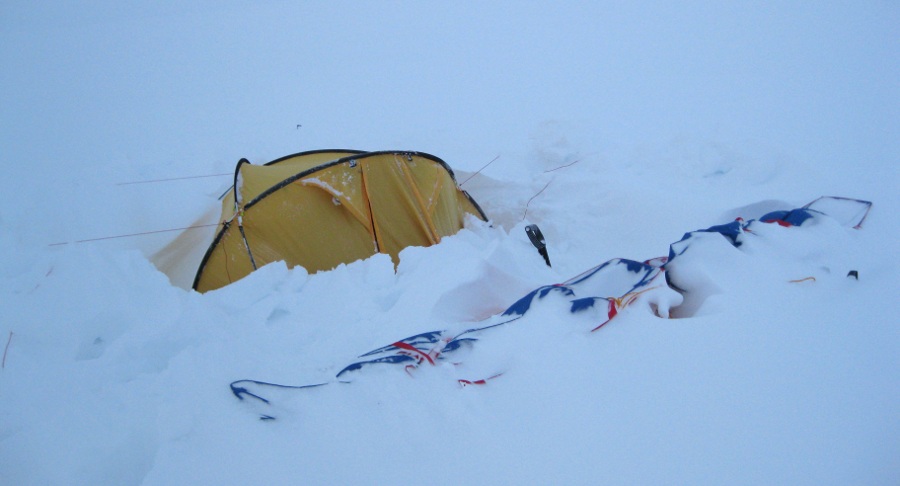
[192,150,487,292]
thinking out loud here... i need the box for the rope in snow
[802,196,873,229]
[115,173,231,186]
[230,379,329,420]
[2,331,12,370]
[48,223,220,246]
[517,158,581,221]
[459,155,500,187]
[544,158,581,173]
[522,180,552,221]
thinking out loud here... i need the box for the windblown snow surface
[1,3,898,485]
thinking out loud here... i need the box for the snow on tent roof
[192,150,488,293]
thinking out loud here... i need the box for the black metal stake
[525,224,551,267]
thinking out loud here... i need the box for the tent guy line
[544,158,581,173]
[458,155,500,187]
[48,223,220,247]
[2,331,13,370]
[522,180,553,221]
[115,173,232,186]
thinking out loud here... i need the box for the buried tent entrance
[193,150,487,292]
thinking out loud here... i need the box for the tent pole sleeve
[237,212,258,271]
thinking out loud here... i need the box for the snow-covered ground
[1,3,897,485]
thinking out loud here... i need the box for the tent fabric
[228,196,872,419]
[759,208,817,227]
[193,150,487,293]
[665,196,872,267]
[803,196,872,229]
[334,258,669,381]
[230,257,673,414]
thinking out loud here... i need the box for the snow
[1,2,898,485]
[301,177,344,199]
